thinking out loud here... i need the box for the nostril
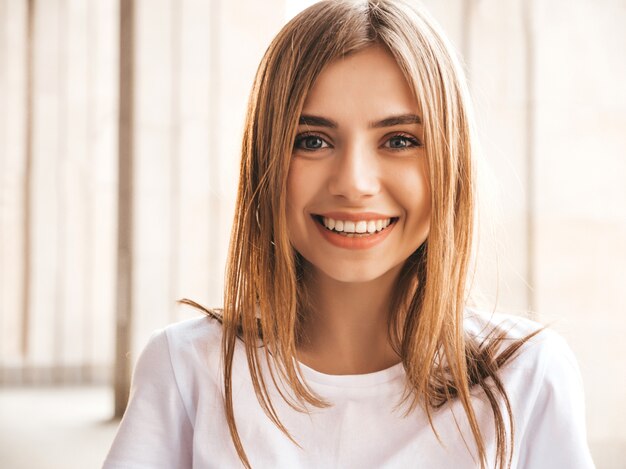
[327,176,381,199]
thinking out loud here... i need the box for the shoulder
[464,309,544,342]
[138,315,225,387]
[139,315,223,362]
[160,314,224,351]
[463,310,589,433]
[103,317,222,468]
[464,309,576,369]
[463,311,595,468]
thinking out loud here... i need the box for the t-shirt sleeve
[516,333,596,469]
[102,329,194,469]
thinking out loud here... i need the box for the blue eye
[385,134,422,150]
[294,133,330,151]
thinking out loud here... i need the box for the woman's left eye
[384,134,422,150]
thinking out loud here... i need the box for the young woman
[104,1,595,468]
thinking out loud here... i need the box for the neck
[297,265,402,375]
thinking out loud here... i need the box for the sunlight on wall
[285,0,319,20]
[0,1,624,468]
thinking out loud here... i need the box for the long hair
[183,1,541,468]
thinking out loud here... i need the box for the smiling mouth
[312,215,399,237]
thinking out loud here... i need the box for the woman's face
[286,45,431,284]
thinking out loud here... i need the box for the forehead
[301,45,420,122]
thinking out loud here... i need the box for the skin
[287,45,431,375]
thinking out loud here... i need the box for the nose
[327,142,381,201]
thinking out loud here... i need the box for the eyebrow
[298,113,422,129]
[372,114,422,127]
[299,115,338,128]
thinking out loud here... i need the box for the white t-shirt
[102,312,595,469]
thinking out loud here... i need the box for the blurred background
[0,0,624,468]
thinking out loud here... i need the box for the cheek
[286,161,314,232]
[414,159,431,215]
[286,159,328,209]
[395,162,431,229]
[417,173,432,219]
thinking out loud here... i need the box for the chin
[324,271,381,284]
[314,261,401,285]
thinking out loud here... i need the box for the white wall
[423,1,626,467]
[0,0,624,467]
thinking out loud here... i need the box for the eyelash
[292,132,423,152]
[293,133,331,152]
[384,133,422,151]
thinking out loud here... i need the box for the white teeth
[320,216,393,234]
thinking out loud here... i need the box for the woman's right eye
[293,134,330,151]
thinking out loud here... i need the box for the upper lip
[314,211,397,221]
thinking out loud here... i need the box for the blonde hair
[183,1,541,467]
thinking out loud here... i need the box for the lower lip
[313,217,396,250]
